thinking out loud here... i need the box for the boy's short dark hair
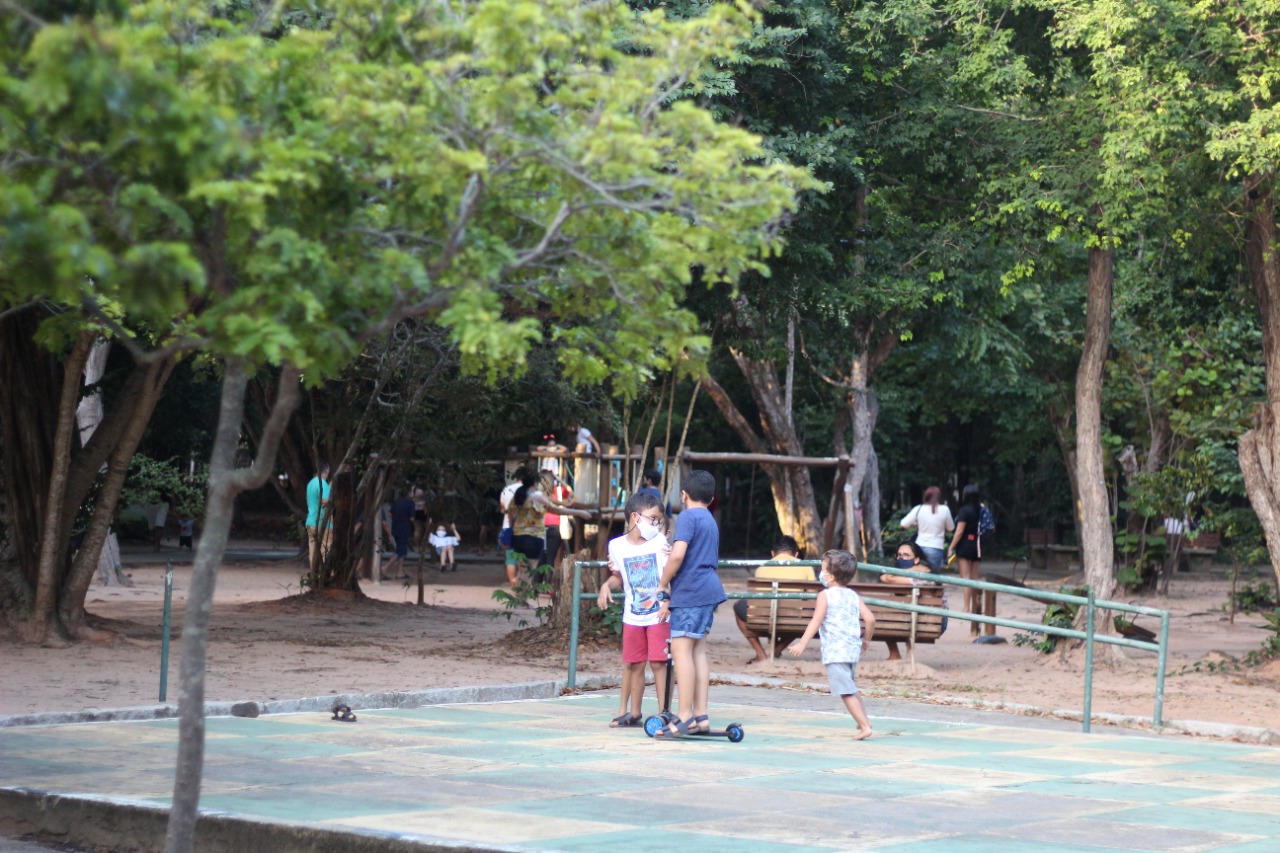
[625,490,662,517]
[823,549,858,585]
[643,468,662,487]
[771,535,800,557]
[682,469,715,504]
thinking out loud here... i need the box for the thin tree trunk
[166,360,300,853]
[1076,245,1116,602]
[1238,175,1280,592]
[60,357,175,635]
[26,332,94,644]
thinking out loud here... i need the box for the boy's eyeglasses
[636,513,664,524]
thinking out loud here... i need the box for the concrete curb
[0,675,621,729]
[700,670,1280,745]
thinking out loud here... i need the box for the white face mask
[436,529,446,536]
[635,518,660,541]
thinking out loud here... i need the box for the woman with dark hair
[506,472,589,586]
[879,541,948,661]
[899,485,953,570]
[948,484,984,636]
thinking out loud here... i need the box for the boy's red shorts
[622,622,671,664]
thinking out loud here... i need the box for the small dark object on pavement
[331,704,357,722]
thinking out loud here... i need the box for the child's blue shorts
[668,603,717,639]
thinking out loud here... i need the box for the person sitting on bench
[733,535,816,664]
[880,541,948,661]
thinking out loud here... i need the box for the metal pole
[567,559,582,690]
[1155,610,1169,727]
[1083,587,1095,734]
[159,561,173,703]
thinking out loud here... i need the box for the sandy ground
[2,546,1278,733]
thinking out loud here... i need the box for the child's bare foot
[852,729,873,741]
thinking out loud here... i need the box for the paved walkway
[3,687,1278,852]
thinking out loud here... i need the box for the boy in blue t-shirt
[655,469,726,737]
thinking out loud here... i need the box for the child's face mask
[634,517,660,541]
[436,528,446,536]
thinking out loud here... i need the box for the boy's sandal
[653,717,694,739]
[691,714,711,734]
[609,713,641,728]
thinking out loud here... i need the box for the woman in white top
[899,486,954,570]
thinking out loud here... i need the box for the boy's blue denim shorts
[668,603,718,639]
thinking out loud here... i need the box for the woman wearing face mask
[879,542,948,661]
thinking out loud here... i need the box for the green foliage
[2,0,814,398]
[119,453,206,520]
[1011,592,1080,654]
[591,601,624,637]
[490,570,554,628]
[1246,609,1280,665]
[1232,579,1277,614]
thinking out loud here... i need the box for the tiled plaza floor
[3,689,1279,852]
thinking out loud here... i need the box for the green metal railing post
[567,559,583,690]
[1155,610,1169,727]
[159,561,173,702]
[1083,587,1095,733]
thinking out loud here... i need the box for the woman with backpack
[899,485,953,570]
[948,484,986,636]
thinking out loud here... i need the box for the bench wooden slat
[743,580,948,651]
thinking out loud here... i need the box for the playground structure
[497,443,868,561]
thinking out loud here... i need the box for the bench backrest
[743,579,945,643]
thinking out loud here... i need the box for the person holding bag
[899,485,953,570]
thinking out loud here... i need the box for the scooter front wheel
[643,715,665,738]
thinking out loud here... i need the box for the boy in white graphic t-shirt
[597,491,670,727]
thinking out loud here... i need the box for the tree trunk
[26,331,94,644]
[60,357,175,635]
[0,310,180,642]
[1238,175,1280,592]
[0,310,61,627]
[166,360,300,853]
[700,371,822,552]
[1075,245,1116,602]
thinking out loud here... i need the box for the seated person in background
[879,541,949,661]
[733,535,816,665]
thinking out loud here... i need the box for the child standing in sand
[787,549,876,740]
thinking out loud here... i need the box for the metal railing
[566,559,1171,733]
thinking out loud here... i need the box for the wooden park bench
[1178,531,1221,573]
[743,579,946,666]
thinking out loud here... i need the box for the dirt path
[2,552,1277,732]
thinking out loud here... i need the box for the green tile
[450,767,659,795]
[876,836,1117,853]
[525,828,836,852]
[662,747,879,773]
[198,789,439,822]
[1167,759,1280,780]
[488,794,755,826]
[922,754,1120,776]
[413,742,621,766]
[1106,804,1280,837]
[203,738,369,760]
[731,773,954,801]
[1073,737,1262,759]
[1001,778,1221,804]
[881,735,1029,754]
